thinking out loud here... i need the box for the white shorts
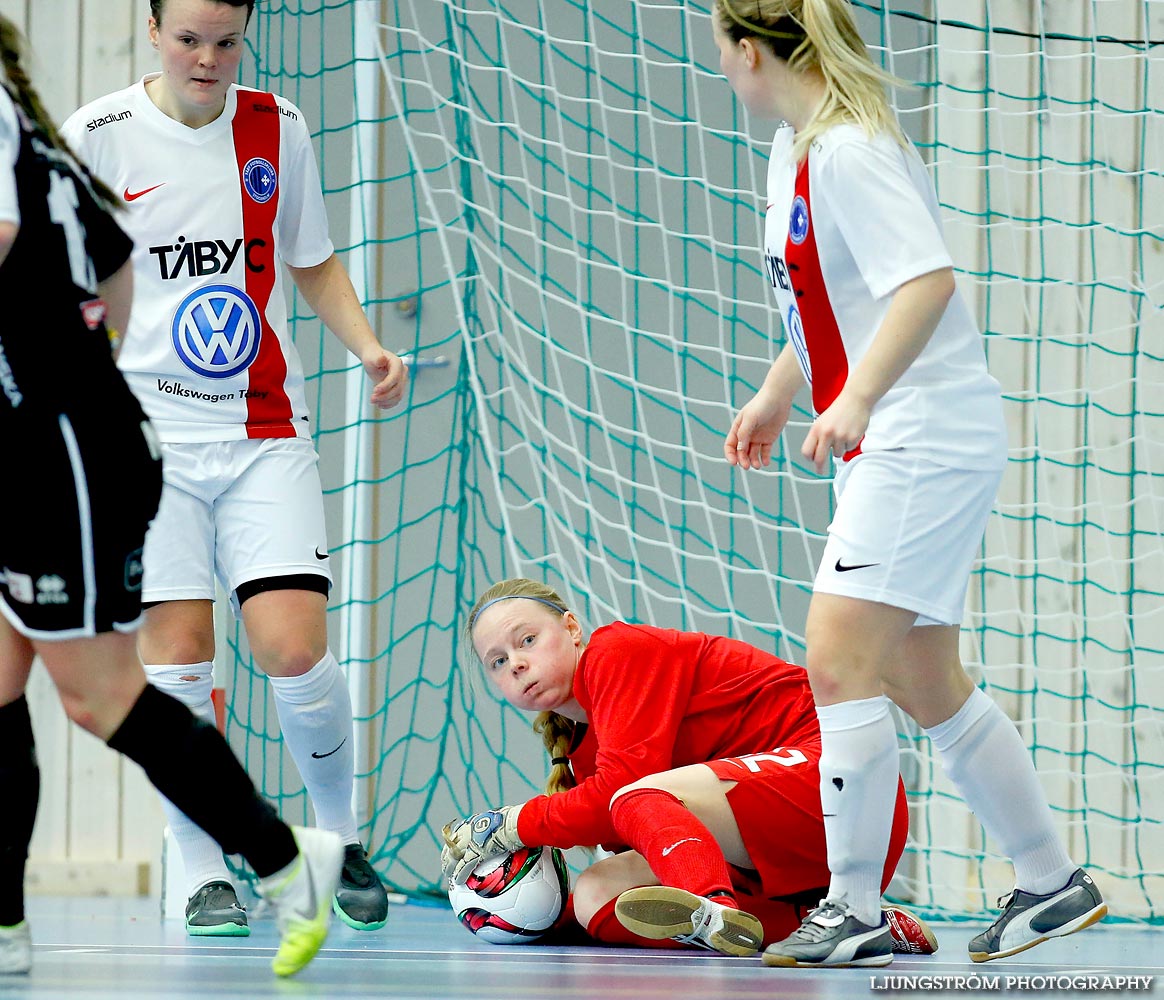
[143,438,332,608]
[814,451,1003,626]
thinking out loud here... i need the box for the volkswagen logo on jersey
[789,195,809,245]
[242,156,277,204]
[171,284,262,379]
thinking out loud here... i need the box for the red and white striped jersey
[763,123,1007,471]
[62,77,334,442]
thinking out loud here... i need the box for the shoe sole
[615,886,763,957]
[969,902,1108,963]
[884,905,938,955]
[186,921,251,938]
[331,895,388,932]
[763,949,893,969]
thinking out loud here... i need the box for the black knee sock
[0,695,39,926]
[107,685,297,879]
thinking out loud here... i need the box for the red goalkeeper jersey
[516,621,819,849]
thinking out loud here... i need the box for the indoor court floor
[5,895,1158,999]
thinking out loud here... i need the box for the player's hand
[362,346,409,409]
[441,805,525,885]
[802,388,870,473]
[724,390,793,470]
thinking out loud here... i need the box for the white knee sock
[268,651,358,845]
[143,662,233,899]
[925,688,1075,894]
[817,695,900,926]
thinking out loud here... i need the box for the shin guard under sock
[926,688,1075,893]
[269,651,358,845]
[817,696,899,925]
[609,787,736,903]
[143,662,232,897]
[107,685,296,878]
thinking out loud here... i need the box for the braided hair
[533,710,579,795]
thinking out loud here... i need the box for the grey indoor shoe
[762,899,892,968]
[185,880,249,937]
[332,842,389,931]
[968,868,1106,962]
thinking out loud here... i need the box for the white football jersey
[763,123,1007,471]
[62,77,334,442]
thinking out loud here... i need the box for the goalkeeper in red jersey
[440,578,936,959]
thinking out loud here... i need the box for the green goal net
[227,0,1162,921]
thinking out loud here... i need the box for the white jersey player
[61,0,404,938]
[761,122,1006,472]
[715,0,1103,971]
[65,77,328,441]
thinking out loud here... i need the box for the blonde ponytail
[533,710,578,795]
[793,0,905,159]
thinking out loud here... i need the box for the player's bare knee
[571,868,610,928]
[609,776,673,809]
[138,624,214,665]
[140,602,215,665]
[252,641,327,678]
[56,690,106,738]
[148,644,214,667]
[803,662,850,704]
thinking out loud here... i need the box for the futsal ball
[448,845,569,944]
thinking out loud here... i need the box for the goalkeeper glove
[440,805,525,885]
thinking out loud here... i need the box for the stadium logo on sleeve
[86,109,132,131]
[171,283,262,379]
[242,156,278,204]
[789,195,809,244]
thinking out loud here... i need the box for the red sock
[609,787,738,904]
[584,896,681,949]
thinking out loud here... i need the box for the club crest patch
[242,156,277,204]
[789,195,809,244]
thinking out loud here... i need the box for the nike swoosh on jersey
[123,183,165,202]
[834,559,879,573]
